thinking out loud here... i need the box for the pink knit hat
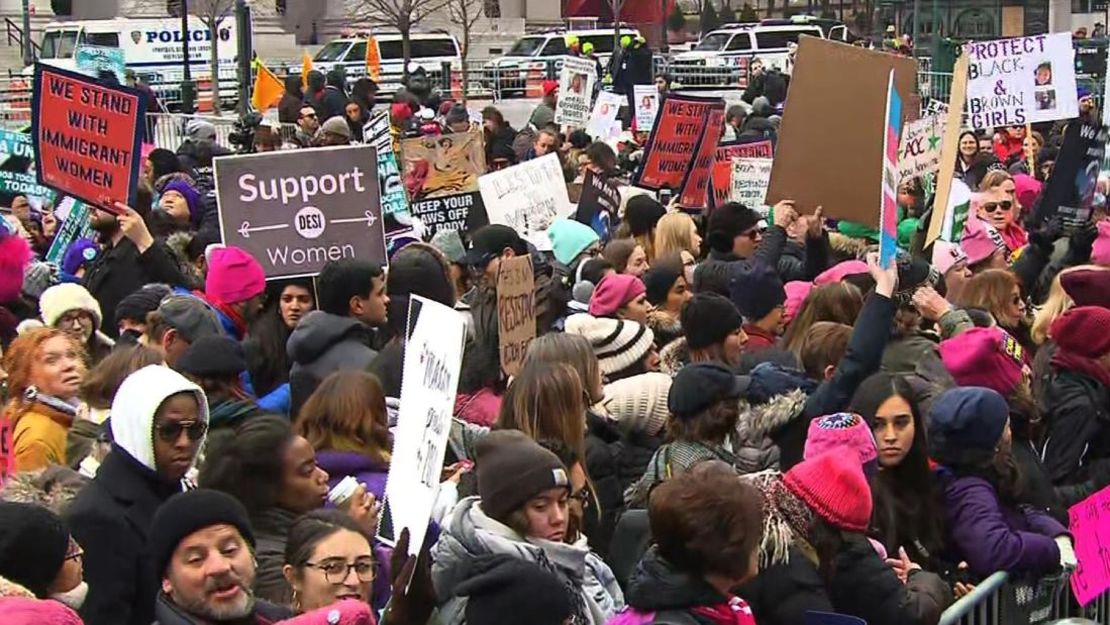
[1091,220,1110,267]
[804,412,878,467]
[784,450,873,533]
[960,218,1006,266]
[205,246,266,305]
[0,229,32,304]
[1013,173,1042,213]
[814,260,868,286]
[589,274,646,317]
[931,240,968,276]
[939,326,1027,396]
[783,280,813,325]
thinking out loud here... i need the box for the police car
[481,27,642,97]
[299,30,462,97]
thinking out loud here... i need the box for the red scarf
[194,289,247,338]
[1051,348,1110,389]
[690,596,758,625]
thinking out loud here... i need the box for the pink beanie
[814,260,868,286]
[960,219,1006,266]
[783,280,812,324]
[939,326,1027,396]
[804,413,878,468]
[931,240,968,276]
[589,274,646,317]
[1092,220,1110,267]
[205,246,266,304]
[0,230,32,303]
[1013,174,1042,213]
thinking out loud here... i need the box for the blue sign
[75,45,127,83]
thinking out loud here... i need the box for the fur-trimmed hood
[828,232,873,262]
[0,467,87,514]
[658,336,689,378]
[734,388,808,474]
[647,311,683,349]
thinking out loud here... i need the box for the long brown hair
[295,370,391,464]
[524,333,603,404]
[782,283,863,354]
[80,343,163,409]
[496,360,587,457]
[2,328,85,423]
[956,269,1022,329]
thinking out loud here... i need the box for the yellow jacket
[11,403,74,472]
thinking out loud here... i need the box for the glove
[1056,535,1077,570]
[1027,217,1062,255]
[382,528,436,625]
[1068,221,1099,262]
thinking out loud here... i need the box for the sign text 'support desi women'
[964,33,1078,129]
[554,56,598,128]
[32,64,146,209]
[635,95,721,191]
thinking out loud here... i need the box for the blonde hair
[654,213,697,259]
[1031,265,1109,345]
[978,169,1013,192]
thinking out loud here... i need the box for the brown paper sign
[497,255,536,377]
[925,54,970,246]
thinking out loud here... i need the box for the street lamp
[181,0,197,114]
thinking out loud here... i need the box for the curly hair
[2,327,86,423]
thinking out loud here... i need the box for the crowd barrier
[938,571,1108,625]
[139,113,299,152]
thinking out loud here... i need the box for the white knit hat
[38,282,103,328]
[565,313,655,377]
[604,372,672,436]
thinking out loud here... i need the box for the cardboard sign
[496,255,535,377]
[633,84,660,131]
[926,54,970,246]
[965,34,1078,129]
[31,64,145,210]
[45,197,94,264]
[479,153,573,251]
[880,70,903,270]
[214,145,386,279]
[1034,119,1106,231]
[766,38,916,225]
[1068,485,1110,606]
[75,45,126,83]
[0,170,55,204]
[635,94,722,192]
[554,56,597,128]
[400,131,486,237]
[384,295,465,556]
[730,157,773,212]
[576,170,621,232]
[712,140,774,207]
[364,112,413,238]
[677,102,726,209]
[587,92,623,139]
[898,114,945,183]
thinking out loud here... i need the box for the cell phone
[658,188,673,205]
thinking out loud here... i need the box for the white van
[304,31,462,96]
[482,27,641,97]
[29,18,239,105]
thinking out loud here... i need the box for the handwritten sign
[587,91,623,139]
[633,84,659,131]
[730,158,773,212]
[635,94,721,191]
[712,140,773,207]
[496,255,535,377]
[478,153,572,251]
[554,56,597,128]
[383,295,465,556]
[1068,485,1110,606]
[678,103,726,209]
[898,114,945,183]
[964,33,1078,129]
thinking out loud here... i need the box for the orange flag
[301,50,313,90]
[366,36,381,81]
[251,62,285,112]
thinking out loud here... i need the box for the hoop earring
[291,588,301,612]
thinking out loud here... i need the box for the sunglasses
[300,112,317,120]
[155,420,208,443]
[741,227,766,240]
[981,200,1013,214]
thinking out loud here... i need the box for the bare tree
[445,0,485,103]
[190,0,235,112]
[346,0,453,81]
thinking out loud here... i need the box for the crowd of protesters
[1,33,1110,625]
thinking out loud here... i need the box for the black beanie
[149,489,256,577]
[475,431,570,523]
[115,284,172,326]
[707,202,761,254]
[729,261,785,321]
[176,335,247,378]
[457,554,574,625]
[624,195,666,237]
[681,293,743,350]
[642,262,683,306]
[0,502,70,597]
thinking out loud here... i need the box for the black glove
[1067,221,1099,262]
[1028,217,1063,255]
[382,528,436,625]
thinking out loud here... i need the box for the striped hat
[565,313,655,377]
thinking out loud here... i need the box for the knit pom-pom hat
[783,450,873,533]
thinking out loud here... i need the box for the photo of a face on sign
[400,130,486,201]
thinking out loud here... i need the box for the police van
[301,31,462,96]
[28,17,239,106]
[482,27,643,97]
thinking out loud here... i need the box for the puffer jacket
[734,388,807,474]
[586,411,623,560]
[432,496,623,625]
[287,311,379,416]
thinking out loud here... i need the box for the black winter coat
[320,86,348,121]
[738,546,833,624]
[1041,370,1110,506]
[585,411,624,559]
[616,429,663,493]
[82,237,187,338]
[65,449,186,625]
[152,591,293,625]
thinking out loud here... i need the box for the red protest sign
[677,103,726,209]
[31,64,146,210]
[634,94,722,191]
[711,139,774,207]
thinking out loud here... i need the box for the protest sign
[964,33,1078,129]
[0,129,34,162]
[879,70,903,270]
[75,45,126,83]
[678,103,726,210]
[898,114,945,184]
[479,153,573,251]
[711,139,773,208]
[587,92,623,139]
[554,56,597,128]
[1068,485,1110,606]
[766,38,916,225]
[927,55,970,246]
[1033,118,1106,231]
[31,64,145,210]
[0,170,56,204]
[400,131,487,236]
[635,94,722,192]
[576,170,621,233]
[364,112,413,238]
[45,197,94,264]
[633,85,660,130]
[496,255,535,377]
[730,158,773,212]
[384,295,465,556]
[937,179,973,242]
[214,145,385,279]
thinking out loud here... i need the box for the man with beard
[82,199,187,338]
[148,489,293,624]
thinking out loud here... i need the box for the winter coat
[152,591,293,625]
[65,368,207,625]
[776,233,830,283]
[741,324,778,352]
[737,546,833,625]
[1012,438,1067,524]
[278,76,305,124]
[287,311,379,417]
[1041,369,1110,506]
[742,70,788,107]
[695,225,788,294]
[733,387,808,474]
[615,429,663,493]
[251,507,299,606]
[368,339,403,397]
[611,547,757,625]
[9,402,75,472]
[939,472,1065,579]
[647,312,683,351]
[82,237,187,338]
[626,440,739,508]
[315,449,389,501]
[0,595,84,625]
[586,411,624,559]
[321,86,348,122]
[453,388,501,427]
[432,496,624,625]
[657,336,690,378]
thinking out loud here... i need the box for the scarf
[1051,348,1110,389]
[690,596,758,625]
[743,470,815,568]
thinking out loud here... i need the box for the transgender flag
[879,69,903,269]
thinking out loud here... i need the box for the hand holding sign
[114,202,154,253]
[867,251,898,297]
[771,200,798,228]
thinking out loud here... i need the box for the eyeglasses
[155,420,208,443]
[981,201,1013,214]
[570,486,591,509]
[300,112,317,120]
[305,558,375,584]
[64,542,84,562]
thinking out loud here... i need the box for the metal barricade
[938,571,1110,625]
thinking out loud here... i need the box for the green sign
[0,169,55,203]
[0,129,33,162]
[75,45,127,83]
[45,198,95,264]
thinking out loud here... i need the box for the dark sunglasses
[982,200,1012,214]
[741,227,766,240]
[300,112,317,120]
[155,420,208,443]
